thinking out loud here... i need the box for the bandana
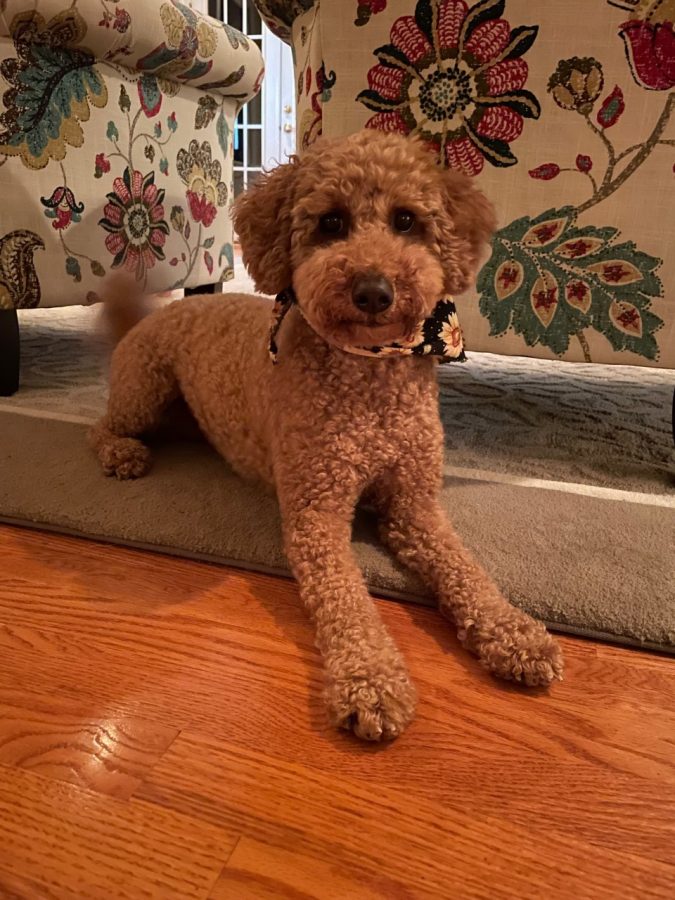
[269,287,466,364]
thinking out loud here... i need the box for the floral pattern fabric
[257,0,675,369]
[0,0,263,306]
[357,0,540,175]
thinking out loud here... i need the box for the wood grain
[210,837,416,900]
[0,765,238,899]
[0,525,673,899]
[138,730,675,900]
[0,691,178,799]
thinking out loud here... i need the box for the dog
[91,130,563,741]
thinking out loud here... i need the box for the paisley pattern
[0,0,263,306]
[0,7,108,169]
[136,1,220,83]
[0,230,45,310]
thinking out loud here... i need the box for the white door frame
[262,33,296,170]
[210,1,295,188]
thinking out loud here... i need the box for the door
[211,1,295,195]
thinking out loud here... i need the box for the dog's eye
[318,211,346,236]
[393,209,416,233]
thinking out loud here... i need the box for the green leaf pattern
[477,207,664,360]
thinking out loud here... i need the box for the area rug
[1,277,674,653]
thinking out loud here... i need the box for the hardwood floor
[0,525,673,899]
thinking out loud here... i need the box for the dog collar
[269,287,466,364]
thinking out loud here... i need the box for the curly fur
[91,131,563,742]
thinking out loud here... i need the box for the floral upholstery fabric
[257,0,675,369]
[0,0,263,308]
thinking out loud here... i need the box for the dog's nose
[351,274,394,315]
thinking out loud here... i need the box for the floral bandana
[269,287,466,364]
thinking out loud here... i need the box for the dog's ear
[438,169,497,295]
[232,158,299,295]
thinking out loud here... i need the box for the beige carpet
[1,278,674,653]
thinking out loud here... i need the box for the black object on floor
[185,283,220,296]
[0,309,20,396]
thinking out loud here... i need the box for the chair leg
[0,309,20,397]
[672,386,674,447]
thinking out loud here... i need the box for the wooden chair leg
[0,309,20,397]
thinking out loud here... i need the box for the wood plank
[0,689,178,799]
[1,530,674,867]
[3,611,674,798]
[0,869,67,900]
[1,531,673,792]
[1,526,674,898]
[1,630,673,865]
[0,765,239,899]
[138,731,675,900]
[210,837,415,900]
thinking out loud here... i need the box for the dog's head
[233,130,496,348]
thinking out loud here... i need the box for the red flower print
[568,281,588,301]
[357,0,540,175]
[355,0,388,28]
[565,239,593,258]
[596,86,625,128]
[617,306,640,330]
[601,263,631,283]
[176,140,228,227]
[99,167,170,279]
[498,265,520,288]
[187,190,217,227]
[620,17,675,91]
[575,154,593,172]
[534,288,558,310]
[94,152,111,178]
[113,8,131,34]
[565,280,591,313]
[533,223,559,243]
[40,186,84,231]
[529,163,561,180]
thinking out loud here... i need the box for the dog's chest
[273,349,441,472]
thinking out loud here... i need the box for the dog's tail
[97,274,156,348]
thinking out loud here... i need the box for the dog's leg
[278,481,417,741]
[375,479,563,687]
[90,337,177,480]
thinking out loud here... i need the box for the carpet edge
[1,514,672,658]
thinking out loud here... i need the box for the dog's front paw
[326,666,417,741]
[471,614,564,687]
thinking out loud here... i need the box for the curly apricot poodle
[91,130,563,741]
